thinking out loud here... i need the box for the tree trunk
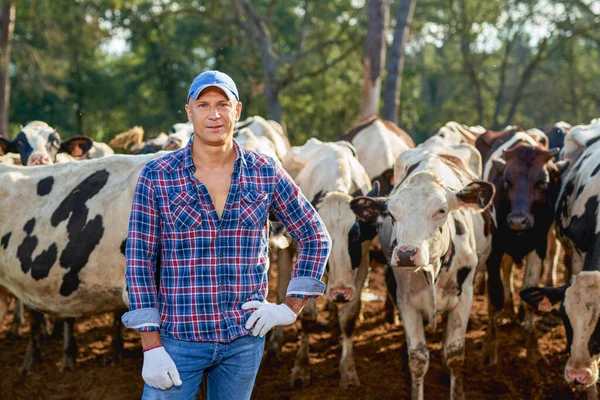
[360,0,390,119]
[382,0,416,123]
[0,3,15,138]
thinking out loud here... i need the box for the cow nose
[507,213,531,231]
[29,154,51,165]
[396,246,418,266]
[566,368,592,385]
[328,287,353,303]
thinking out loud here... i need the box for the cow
[340,116,415,196]
[520,134,600,399]
[234,115,291,160]
[0,152,164,373]
[476,127,570,365]
[521,271,600,400]
[435,121,485,147]
[560,119,600,169]
[350,140,495,400]
[234,128,279,161]
[277,138,374,388]
[163,122,194,151]
[0,121,94,166]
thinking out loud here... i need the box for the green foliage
[7,0,600,146]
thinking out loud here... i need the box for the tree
[230,0,363,124]
[360,0,390,119]
[0,2,15,138]
[382,0,416,123]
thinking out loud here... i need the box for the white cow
[278,138,374,388]
[351,140,495,400]
[234,115,290,161]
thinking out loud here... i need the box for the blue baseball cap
[187,70,239,102]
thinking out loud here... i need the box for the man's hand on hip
[242,300,297,337]
[142,346,182,390]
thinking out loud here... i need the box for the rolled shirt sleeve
[121,165,162,332]
[269,163,331,298]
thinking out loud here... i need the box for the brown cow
[478,129,569,365]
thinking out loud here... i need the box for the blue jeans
[142,334,265,400]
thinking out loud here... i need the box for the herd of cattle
[0,116,599,399]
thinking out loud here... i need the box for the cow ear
[492,158,506,175]
[0,137,15,155]
[453,181,495,212]
[350,196,387,223]
[550,160,570,178]
[520,285,568,312]
[59,136,94,157]
[366,181,380,197]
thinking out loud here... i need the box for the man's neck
[191,139,237,170]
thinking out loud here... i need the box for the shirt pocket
[239,190,268,228]
[169,191,203,231]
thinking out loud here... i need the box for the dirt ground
[0,261,588,400]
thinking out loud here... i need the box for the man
[122,70,331,399]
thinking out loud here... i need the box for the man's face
[185,86,242,147]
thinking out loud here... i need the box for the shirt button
[219,282,224,286]
[218,253,223,258]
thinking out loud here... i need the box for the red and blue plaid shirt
[122,138,331,342]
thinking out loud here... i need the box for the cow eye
[434,208,448,218]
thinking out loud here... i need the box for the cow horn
[547,147,560,157]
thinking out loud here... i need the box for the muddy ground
[0,260,587,400]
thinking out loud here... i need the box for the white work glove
[142,346,182,390]
[242,300,297,337]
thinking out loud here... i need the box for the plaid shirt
[122,138,331,342]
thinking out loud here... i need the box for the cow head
[351,171,494,271]
[0,121,93,165]
[521,271,600,391]
[164,122,194,150]
[316,184,379,303]
[493,144,569,231]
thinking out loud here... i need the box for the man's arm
[121,165,162,340]
[269,162,331,300]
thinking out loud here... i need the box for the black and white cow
[278,138,375,388]
[351,140,495,400]
[0,121,94,166]
[0,152,164,373]
[520,135,600,399]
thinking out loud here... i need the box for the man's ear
[349,196,387,223]
[451,181,495,212]
[185,104,192,122]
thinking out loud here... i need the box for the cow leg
[0,287,11,331]
[500,254,518,321]
[400,305,428,400]
[523,251,547,364]
[443,285,473,400]
[585,384,598,400]
[482,248,504,366]
[267,245,293,361]
[327,300,341,345]
[338,296,361,388]
[542,225,560,287]
[60,318,77,372]
[20,309,44,374]
[290,297,317,388]
[384,265,399,324]
[108,311,124,365]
